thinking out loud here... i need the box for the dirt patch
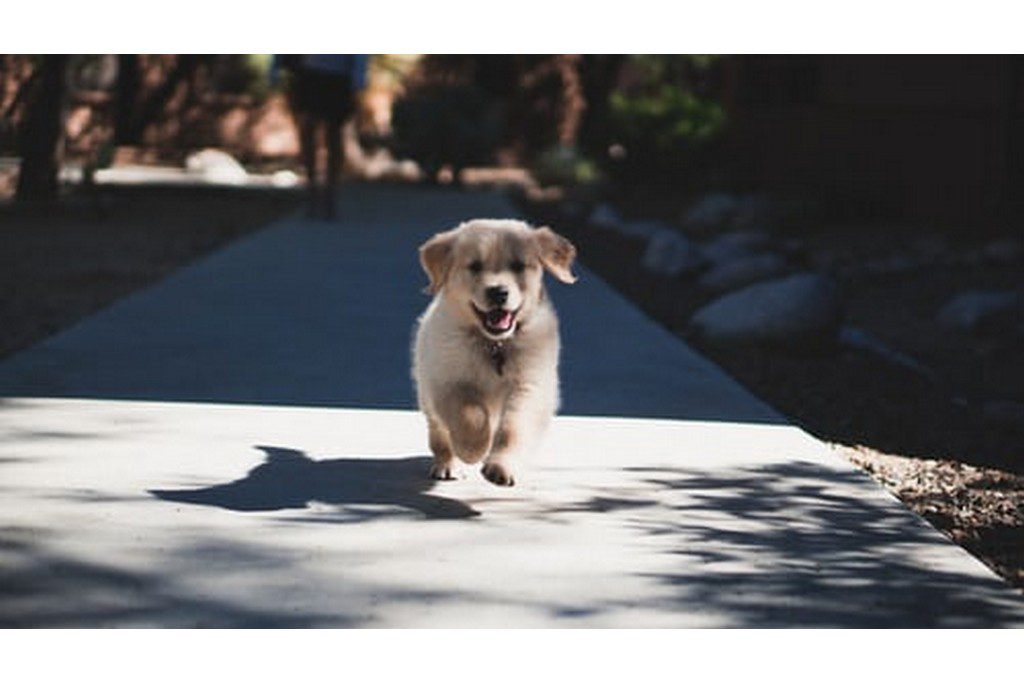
[0,185,299,359]
[521,196,1024,591]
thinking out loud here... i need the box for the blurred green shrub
[603,56,726,188]
[212,55,273,101]
[391,85,503,177]
[531,145,602,188]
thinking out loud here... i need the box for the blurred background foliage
[2,54,730,200]
[391,83,504,177]
[384,54,727,192]
[7,54,1021,228]
[604,56,726,189]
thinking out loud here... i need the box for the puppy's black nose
[485,286,508,306]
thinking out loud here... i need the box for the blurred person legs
[283,56,367,220]
[293,71,352,219]
[297,113,321,216]
[296,115,343,219]
[324,113,343,219]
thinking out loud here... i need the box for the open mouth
[472,304,518,336]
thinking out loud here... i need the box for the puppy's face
[420,220,577,341]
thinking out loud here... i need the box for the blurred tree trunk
[114,55,203,146]
[0,56,38,125]
[15,55,69,202]
[512,55,587,153]
[579,55,626,153]
[410,55,604,158]
[114,54,140,145]
[554,55,585,146]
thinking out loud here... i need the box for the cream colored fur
[412,219,577,486]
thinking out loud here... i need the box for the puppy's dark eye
[509,259,525,273]
[468,260,483,274]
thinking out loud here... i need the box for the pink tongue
[488,310,512,329]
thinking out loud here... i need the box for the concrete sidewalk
[1,185,1022,626]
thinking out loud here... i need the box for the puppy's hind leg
[427,416,456,481]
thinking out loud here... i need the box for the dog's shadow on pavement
[150,445,479,521]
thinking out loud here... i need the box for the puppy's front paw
[481,462,515,487]
[429,462,456,481]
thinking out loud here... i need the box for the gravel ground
[843,445,1024,589]
[522,196,1024,591]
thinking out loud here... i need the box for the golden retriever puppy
[413,219,577,486]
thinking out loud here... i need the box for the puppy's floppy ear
[534,226,578,284]
[419,228,458,294]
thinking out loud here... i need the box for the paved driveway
[1,185,1021,626]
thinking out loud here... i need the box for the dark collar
[471,321,525,376]
[485,340,506,376]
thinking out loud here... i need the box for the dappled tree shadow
[5,456,1024,626]
[0,529,463,627]
[615,461,1024,627]
[150,445,479,521]
[0,532,337,627]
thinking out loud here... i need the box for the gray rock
[185,149,248,185]
[700,230,772,265]
[682,193,739,234]
[617,220,667,240]
[589,203,624,231]
[937,290,1021,333]
[731,194,773,231]
[838,326,936,382]
[980,239,1023,264]
[690,273,842,346]
[697,253,789,293]
[641,229,704,278]
[849,254,918,277]
[983,401,1024,433]
[271,169,300,187]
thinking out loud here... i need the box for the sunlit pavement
[1,185,1022,627]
